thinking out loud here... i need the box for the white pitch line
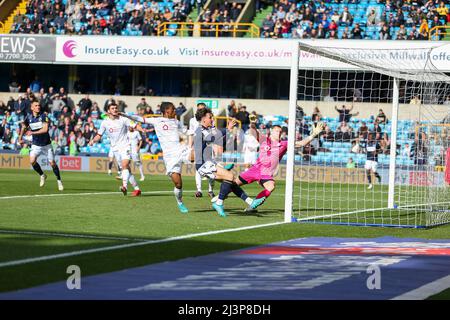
[391,275,450,300]
[0,221,287,269]
[0,230,149,242]
[0,190,197,200]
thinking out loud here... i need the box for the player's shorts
[244,152,258,165]
[30,144,55,162]
[108,148,114,158]
[164,147,191,176]
[112,147,131,162]
[239,165,274,185]
[197,161,218,180]
[364,160,378,172]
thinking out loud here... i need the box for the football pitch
[0,169,449,299]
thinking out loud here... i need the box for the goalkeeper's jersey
[253,136,288,176]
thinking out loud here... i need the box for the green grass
[0,169,449,299]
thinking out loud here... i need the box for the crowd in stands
[8,0,449,40]
[10,0,197,36]
[196,1,244,36]
[260,0,450,40]
[0,85,191,156]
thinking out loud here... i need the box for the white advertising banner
[53,36,450,71]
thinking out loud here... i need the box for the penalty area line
[0,221,287,269]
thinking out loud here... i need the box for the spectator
[367,9,377,26]
[340,6,353,25]
[346,157,356,168]
[335,121,353,142]
[351,139,361,153]
[0,101,7,115]
[323,125,335,142]
[235,105,250,131]
[9,72,21,92]
[175,102,187,117]
[227,100,238,118]
[311,107,322,122]
[351,23,363,39]
[78,94,93,113]
[401,143,412,157]
[19,143,31,156]
[296,105,305,121]
[335,105,358,123]
[144,105,154,115]
[137,97,150,113]
[376,109,388,124]
[29,76,42,93]
[357,121,369,137]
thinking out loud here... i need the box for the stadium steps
[0,0,27,34]
[244,6,273,38]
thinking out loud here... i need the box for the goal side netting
[287,42,450,228]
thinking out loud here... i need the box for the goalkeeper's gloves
[310,122,324,138]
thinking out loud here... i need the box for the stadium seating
[9,0,192,36]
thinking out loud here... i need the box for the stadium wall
[0,153,444,187]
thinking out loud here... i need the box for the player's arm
[119,112,153,125]
[29,122,49,135]
[136,133,143,152]
[89,132,102,146]
[89,122,106,146]
[133,122,147,134]
[29,115,50,135]
[295,122,324,148]
[18,122,28,145]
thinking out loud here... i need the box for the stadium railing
[214,116,242,130]
[157,22,260,38]
[429,25,450,40]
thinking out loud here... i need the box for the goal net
[286,42,450,228]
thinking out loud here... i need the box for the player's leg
[207,178,215,198]
[372,162,381,184]
[133,152,145,181]
[170,172,188,213]
[166,155,188,213]
[30,145,46,187]
[122,150,141,196]
[120,158,130,195]
[194,171,203,197]
[364,161,373,189]
[211,166,238,217]
[47,145,63,191]
[251,179,275,209]
[116,157,123,180]
[366,169,373,189]
[108,150,114,175]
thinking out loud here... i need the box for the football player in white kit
[90,103,143,196]
[188,102,215,198]
[242,123,260,170]
[119,102,191,213]
[128,126,145,181]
